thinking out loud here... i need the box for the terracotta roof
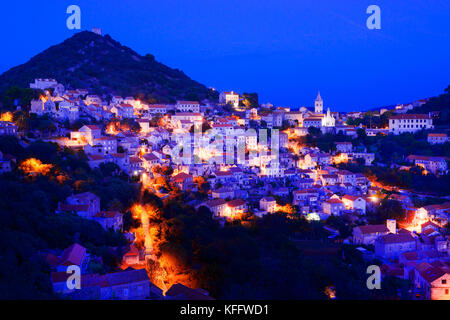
[45,253,62,267]
[51,271,71,283]
[390,114,430,120]
[214,170,232,177]
[129,156,143,164]
[205,199,226,208]
[60,243,86,266]
[124,244,139,257]
[419,265,446,283]
[421,221,440,230]
[428,133,447,137]
[227,199,246,207]
[84,125,100,130]
[377,233,415,244]
[177,101,200,105]
[172,172,192,183]
[88,154,105,161]
[342,195,363,202]
[355,224,389,235]
[59,203,89,212]
[326,198,344,204]
[94,211,121,219]
[166,283,214,300]
[335,142,352,145]
[294,188,318,194]
[143,153,159,161]
[105,269,149,287]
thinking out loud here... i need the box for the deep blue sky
[1,1,449,111]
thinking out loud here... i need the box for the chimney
[386,219,396,234]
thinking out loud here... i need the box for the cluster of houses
[1,78,449,299]
[353,217,450,300]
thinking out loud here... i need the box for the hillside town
[0,76,449,301]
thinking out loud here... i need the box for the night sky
[1,0,449,111]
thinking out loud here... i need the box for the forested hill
[0,31,218,103]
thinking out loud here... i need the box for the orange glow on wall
[19,158,53,176]
[333,153,348,165]
[0,112,13,122]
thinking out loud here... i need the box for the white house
[176,101,200,113]
[428,133,448,145]
[342,195,366,214]
[260,196,277,213]
[389,114,433,135]
[219,91,239,108]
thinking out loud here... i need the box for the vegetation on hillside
[0,31,218,104]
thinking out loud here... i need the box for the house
[296,178,315,189]
[337,170,357,185]
[88,136,117,155]
[147,104,167,116]
[111,153,130,172]
[421,202,450,226]
[322,199,345,215]
[374,233,417,259]
[389,194,413,208]
[165,283,214,300]
[129,156,144,176]
[0,151,13,174]
[136,119,150,133]
[71,125,102,145]
[335,142,353,153]
[428,133,448,145]
[412,261,450,300]
[111,104,134,119]
[30,78,60,91]
[176,101,200,113]
[303,117,322,129]
[171,113,203,126]
[260,196,277,213]
[212,170,234,186]
[228,167,243,182]
[420,221,441,236]
[52,269,156,300]
[142,153,160,171]
[0,121,18,136]
[303,152,331,168]
[87,154,109,169]
[284,111,303,125]
[85,95,102,105]
[389,114,433,135]
[219,91,239,108]
[352,220,395,245]
[60,192,101,219]
[203,198,227,217]
[122,244,141,266]
[293,189,319,206]
[350,152,375,166]
[93,211,123,231]
[50,243,88,273]
[226,199,247,218]
[273,187,289,198]
[321,174,338,186]
[406,155,448,175]
[211,187,234,200]
[172,172,194,191]
[342,195,366,214]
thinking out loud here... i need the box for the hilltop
[0,31,217,103]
